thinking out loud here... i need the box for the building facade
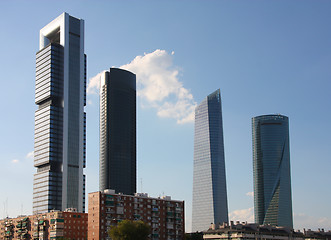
[99,69,136,195]
[33,12,87,214]
[192,89,229,232]
[0,210,88,240]
[252,114,293,228]
[88,190,185,240]
[203,222,331,240]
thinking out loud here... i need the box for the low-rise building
[0,209,87,240]
[88,190,185,240]
[203,221,331,240]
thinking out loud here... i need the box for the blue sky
[0,0,330,232]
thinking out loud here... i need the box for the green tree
[108,220,150,240]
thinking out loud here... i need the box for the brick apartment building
[88,190,185,240]
[0,209,87,240]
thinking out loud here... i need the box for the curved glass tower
[252,114,293,228]
[192,89,228,232]
[99,68,136,195]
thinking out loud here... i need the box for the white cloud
[11,159,19,164]
[229,207,254,223]
[121,49,196,124]
[87,50,196,124]
[246,191,254,197]
[26,151,34,159]
[87,70,106,95]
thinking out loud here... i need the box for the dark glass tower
[252,114,293,228]
[192,89,229,232]
[99,68,136,195]
[33,13,86,214]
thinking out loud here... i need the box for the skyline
[0,0,330,232]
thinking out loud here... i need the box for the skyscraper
[33,13,86,214]
[192,89,229,232]
[252,114,293,228]
[99,68,136,195]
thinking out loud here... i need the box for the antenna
[140,178,143,193]
[6,198,8,218]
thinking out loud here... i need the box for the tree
[108,220,151,240]
[185,232,203,240]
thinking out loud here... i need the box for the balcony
[50,218,64,224]
[105,200,115,206]
[50,230,64,237]
[167,224,174,229]
[151,233,159,239]
[175,207,182,212]
[176,224,182,229]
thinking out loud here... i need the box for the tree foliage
[185,232,203,240]
[108,220,150,240]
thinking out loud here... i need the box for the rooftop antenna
[6,198,8,218]
[140,178,143,193]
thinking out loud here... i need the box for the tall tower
[33,13,86,214]
[192,89,228,232]
[252,114,293,228]
[99,68,136,195]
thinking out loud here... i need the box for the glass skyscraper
[99,68,136,195]
[252,114,293,228]
[192,89,229,232]
[33,13,86,214]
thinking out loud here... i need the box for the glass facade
[192,89,228,232]
[33,13,86,214]
[252,114,293,228]
[99,68,136,195]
